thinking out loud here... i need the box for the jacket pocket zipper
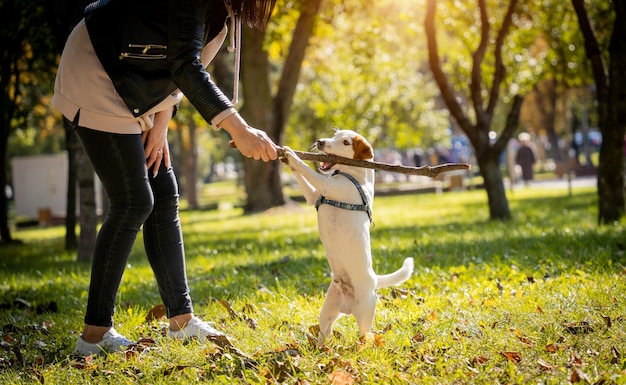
[119,44,167,60]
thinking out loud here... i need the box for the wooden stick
[279,148,470,178]
[229,141,471,177]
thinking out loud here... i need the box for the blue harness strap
[315,171,373,224]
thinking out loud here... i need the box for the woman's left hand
[143,108,173,177]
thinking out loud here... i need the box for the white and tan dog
[281,130,414,343]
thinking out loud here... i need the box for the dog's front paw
[279,146,302,171]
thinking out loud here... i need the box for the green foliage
[285,0,450,151]
[0,186,624,383]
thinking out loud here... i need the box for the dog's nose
[316,139,326,150]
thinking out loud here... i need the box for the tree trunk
[600,0,625,223]
[476,152,511,220]
[64,119,78,251]
[238,1,322,213]
[0,56,16,245]
[572,0,625,224]
[183,119,199,210]
[425,0,520,221]
[273,0,323,146]
[0,135,13,244]
[240,27,284,213]
[77,147,97,262]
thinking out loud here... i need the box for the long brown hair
[229,0,276,29]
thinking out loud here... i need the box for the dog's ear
[352,135,374,160]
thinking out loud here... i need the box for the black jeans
[73,123,193,327]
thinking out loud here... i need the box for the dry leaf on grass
[537,358,554,371]
[329,369,357,385]
[471,356,489,366]
[145,304,166,322]
[564,320,594,334]
[500,351,522,363]
[600,314,612,328]
[570,367,590,383]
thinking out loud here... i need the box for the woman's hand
[142,108,173,177]
[218,113,278,162]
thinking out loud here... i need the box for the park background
[1,0,625,383]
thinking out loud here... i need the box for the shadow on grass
[0,190,622,307]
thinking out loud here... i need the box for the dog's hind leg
[318,282,342,342]
[352,289,377,336]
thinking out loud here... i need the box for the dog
[280,130,414,343]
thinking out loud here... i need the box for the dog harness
[315,171,373,225]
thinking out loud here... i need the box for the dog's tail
[376,258,414,289]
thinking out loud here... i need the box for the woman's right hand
[219,113,278,162]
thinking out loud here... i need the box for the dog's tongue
[320,162,334,171]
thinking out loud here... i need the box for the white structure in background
[11,153,102,223]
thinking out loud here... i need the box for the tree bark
[64,119,78,251]
[602,0,626,223]
[571,0,625,224]
[77,147,97,262]
[239,28,281,213]
[239,0,322,213]
[180,118,199,210]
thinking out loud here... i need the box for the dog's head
[315,130,374,173]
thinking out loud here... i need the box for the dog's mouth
[319,161,336,172]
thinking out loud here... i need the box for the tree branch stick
[279,148,470,178]
[229,140,470,178]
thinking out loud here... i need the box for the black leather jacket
[84,0,232,121]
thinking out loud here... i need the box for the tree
[425,0,526,220]
[0,0,86,244]
[287,0,450,152]
[238,0,323,213]
[570,0,625,224]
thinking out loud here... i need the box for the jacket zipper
[119,44,167,60]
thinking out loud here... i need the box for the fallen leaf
[500,351,522,363]
[329,369,356,385]
[471,356,489,366]
[600,314,612,328]
[517,335,534,347]
[569,352,582,367]
[611,346,621,364]
[570,368,590,383]
[564,321,594,334]
[220,299,238,318]
[27,368,44,385]
[242,303,257,314]
[545,343,559,353]
[391,288,409,299]
[412,333,425,343]
[422,354,437,365]
[245,317,258,330]
[146,304,166,322]
[359,332,384,347]
[537,358,553,371]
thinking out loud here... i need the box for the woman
[53,0,278,356]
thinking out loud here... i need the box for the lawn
[0,185,624,384]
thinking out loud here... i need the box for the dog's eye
[343,140,350,146]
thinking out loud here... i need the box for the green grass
[0,186,624,384]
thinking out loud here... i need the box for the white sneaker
[168,316,245,354]
[168,316,224,342]
[73,328,132,356]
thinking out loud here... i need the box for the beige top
[52,19,236,134]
